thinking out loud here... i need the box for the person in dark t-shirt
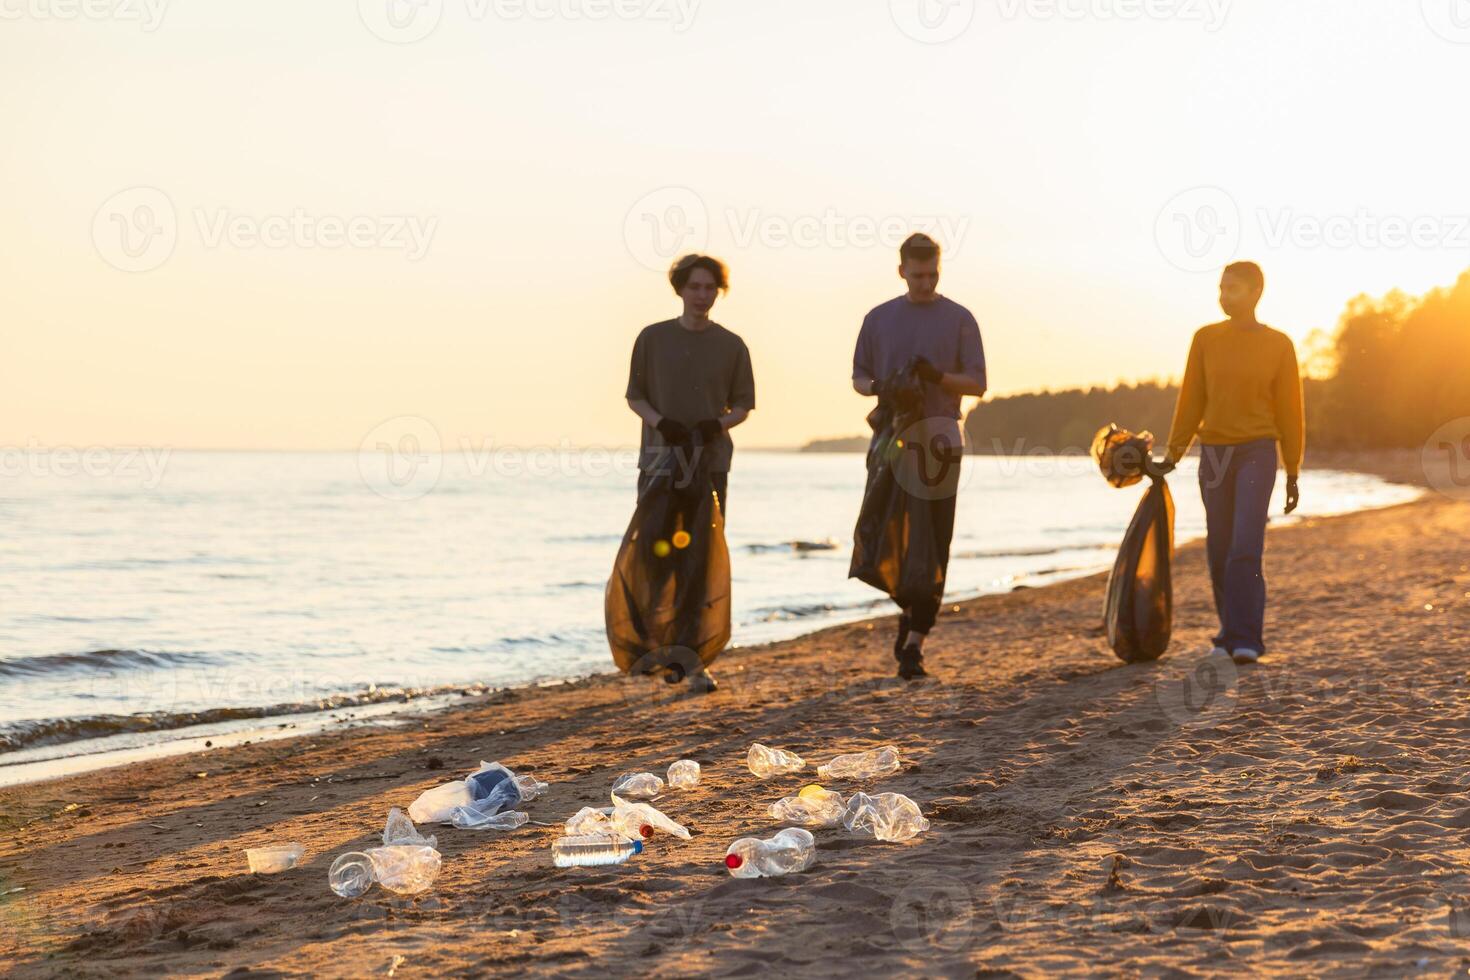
[852,233,987,681]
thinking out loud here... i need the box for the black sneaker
[894,613,911,661]
[897,645,928,681]
[688,671,719,695]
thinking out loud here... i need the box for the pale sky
[3,0,1468,450]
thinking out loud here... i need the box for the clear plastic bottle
[551,834,644,868]
[747,743,806,779]
[842,792,930,842]
[769,784,847,828]
[817,746,901,781]
[667,759,701,790]
[328,851,376,898]
[452,808,529,831]
[724,828,817,878]
[610,772,664,801]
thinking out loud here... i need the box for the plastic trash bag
[605,440,731,677]
[1096,425,1175,664]
[849,362,956,612]
[1091,423,1154,489]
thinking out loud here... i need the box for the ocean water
[0,450,1420,754]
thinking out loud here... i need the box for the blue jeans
[1199,439,1278,654]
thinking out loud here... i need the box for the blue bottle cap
[631,839,644,855]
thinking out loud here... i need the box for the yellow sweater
[1165,320,1306,476]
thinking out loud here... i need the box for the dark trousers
[907,485,959,634]
[637,471,728,515]
[1199,439,1278,653]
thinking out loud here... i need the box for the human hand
[912,357,944,384]
[1149,456,1177,478]
[695,418,725,443]
[656,418,692,446]
[1285,476,1300,515]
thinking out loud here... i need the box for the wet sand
[3,452,1468,978]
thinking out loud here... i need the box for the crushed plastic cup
[770,785,846,828]
[610,772,664,801]
[452,808,529,831]
[724,828,817,878]
[565,806,616,836]
[817,746,902,781]
[328,851,376,898]
[842,792,930,842]
[383,807,438,850]
[245,844,305,874]
[747,743,806,779]
[667,759,701,790]
[367,845,442,895]
[408,780,474,825]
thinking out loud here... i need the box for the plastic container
[245,844,305,875]
[747,743,805,779]
[842,792,930,842]
[452,808,529,831]
[817,746,901,781]
[724,828,816,878]
[770,784,846,828]
[667,760,701,790]
[551,834,644,868]
[610,772,664,801]
[328,851,376,898]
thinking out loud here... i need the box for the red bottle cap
[640,825,654,839]
[725,853,743,869]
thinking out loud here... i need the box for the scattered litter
[329,852,376,898]
[368,845,442,895]
[564,806,615,836]
[817,746,901,781]
[409,761,547,825]
[842,792,929,842]
[724,828,816,878]
[551,834,643,868]
[383,808,438,850]
[770,785,847,828]
[609,796,691,840]
[452,809,529,831]
[667,759,701,790]
[386,954,407,977]
[610,772,664,801]
[747,743,805,779]
[245,843,305,875]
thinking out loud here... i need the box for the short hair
[669,254,729,295]
[900,233,940,265]
[1223,261,1265,295]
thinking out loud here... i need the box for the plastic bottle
[769,784,846,828]
[817,746,902,781]
[841,792,930,842]
[610,772,664,801]
[514,773,549,802]
[724,828,817,878]
[452,808,529,831]
[667,759,701,790]
[747,743,806,779]
[328,851,376,898]
[551,834,644,868]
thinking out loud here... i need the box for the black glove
[1285,476,1300,515]
[912,357,944,385]
[656,418,691,446]
[1149,456,1177,478]
[695,418,725,443]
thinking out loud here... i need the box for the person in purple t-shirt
[852,233,988,680]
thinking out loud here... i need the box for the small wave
[552,580,602,591]
[950,543,1114,561]
[0,649,221,681]
[744,539,841,554]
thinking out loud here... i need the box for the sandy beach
[3,453,1468,978]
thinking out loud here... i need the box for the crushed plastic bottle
[551,834,644,868]
[724,828,817,878]
[245,843,305,874]
[609,797,691,840]
[610,772,664,801]
[565,806,616,836]
[747,743,806,779]
[842,792,930,842]
[817,746,902,781]
[383,807,438,850]
[367,845,442,895]
[666,759,701,790]
[328,851,376,898]
[451,808,529,831]
[769,784,847,828]
[514,773,549,802]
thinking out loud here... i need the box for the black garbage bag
[605,446,731,678]
[849,362,957,612]
[1095,424,1175,663]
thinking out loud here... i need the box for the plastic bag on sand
[409,761,546,825]
[747,743,805,779]
[605,439,731,675]
[367,845,441,895]
[770,785,847,828]
[817,746,901,781]
[408,780,474,825]
[246,844,304,874]
[452,808,529,831]
[611,772,665,801]
[667,759,701,790]
[842,792,930,842]
[383,808,438,850]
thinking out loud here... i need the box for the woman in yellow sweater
[1157,262,1305,666]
